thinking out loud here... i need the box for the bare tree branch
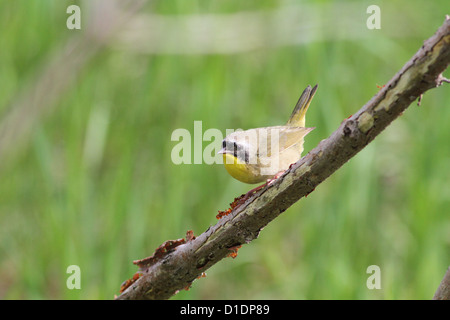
[116,16,450,300]
[433,267,450,300]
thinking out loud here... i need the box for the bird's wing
[257,126,314,157]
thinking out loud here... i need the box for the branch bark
[116,17,450,300]
[433,267,450,300]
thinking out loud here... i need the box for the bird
[218,84,317,185]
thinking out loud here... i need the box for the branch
[433,267,450,300]
[116,16,450,300]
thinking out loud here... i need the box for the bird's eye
[223,140,239,152]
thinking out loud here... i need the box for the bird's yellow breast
[222,154,266,184]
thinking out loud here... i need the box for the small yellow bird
[218,84,318,184]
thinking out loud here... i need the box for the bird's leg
[239,182,267,203]
[236,171,287,207]
[266,171,285,185]
[265,162,298,185]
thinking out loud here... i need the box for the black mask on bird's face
[220,139,250,164]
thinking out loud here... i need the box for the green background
[0,0,449,299]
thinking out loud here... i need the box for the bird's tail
[286,84,318,127]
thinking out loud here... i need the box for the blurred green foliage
[0,0,448,299]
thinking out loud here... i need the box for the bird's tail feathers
[286,84,318,127]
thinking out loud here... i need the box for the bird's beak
[218,148,232,155]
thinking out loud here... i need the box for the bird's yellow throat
[222,153,261,184]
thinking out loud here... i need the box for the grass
[0,0,449,299]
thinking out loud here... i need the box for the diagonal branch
[116,16,450,300]
[433,267,450,300]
